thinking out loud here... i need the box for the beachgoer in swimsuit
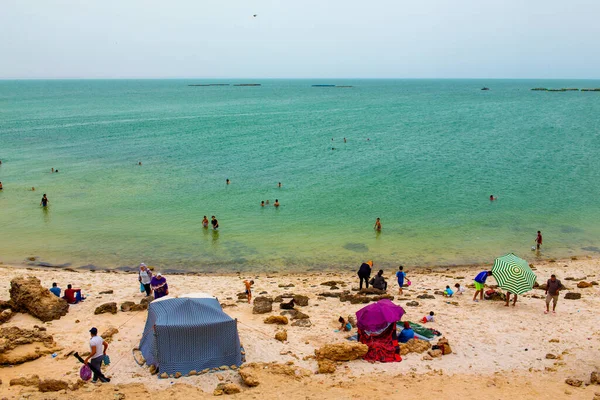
[244,280,254,303]
[274,199,280,207]
[261,201,265,207]
[536,231,542,251]
[211,216,219,230]
[202,216,209,228]
[0,181,3,190]
[226,178,230,185]
[374,217,382,231]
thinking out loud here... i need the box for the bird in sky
[253,14,257,17]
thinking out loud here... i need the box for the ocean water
[1,79,600,272]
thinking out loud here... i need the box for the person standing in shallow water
[226,178,230,185]
[40,194,49,207]
[274,199,280,207]
[211,216,219,230]
[202,216,209,228]
[374,218,382,231]
[535,231,543,251]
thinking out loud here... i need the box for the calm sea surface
[1,79,600,272]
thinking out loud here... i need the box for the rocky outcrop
[315,343,368,361]
[120,301,147,312]
[291,319,312,327]
[0,326,59,365]
[38,379,70,392]
[293,295,309,306]
[253,297,273,314]
[577,281,593,288]
[9,375,40,387]
[357,288,386,295]
[214,382,241,395]
[564,293,581,300]
[0,309,13,324]
[238,362,311,387]
[399,339,431,355]
[94,302,117,315]
[140,296,154,306]
[264,316,288,325]
[317,359,337,374]
[417,294,436,299]
[405,301,419,307]
[101,327,119,342]
[565,378,583,387]
[280,310,310,320]
[9,276,69,322]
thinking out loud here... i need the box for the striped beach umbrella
[491,253,537,295]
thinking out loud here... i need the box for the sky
[1,0,599,79]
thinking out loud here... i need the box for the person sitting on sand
[371,269,387,291]
[398,321,415,343]
[473,270,492,302]
[454,283,465,295]
[151,273,169,299]
[49,282,61,297]
[202,215,209,228]
[374,217,382,231]
[274,199,280,207]
[339,316,352,332]
[443,285,454,297]
[357,261,372,289]
[396,266,406,295]
[63,284,85,304]
[244,280,254,303]
[421,311,435,323]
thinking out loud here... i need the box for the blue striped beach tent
[491,253,537,295]
[139,294,242,376]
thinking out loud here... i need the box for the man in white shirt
[84,327,108,383]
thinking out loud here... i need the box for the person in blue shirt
[49,282,61,297]
[398,321,414,343]
[443,285,454,297]
[395,266,406,295]
[473,270,492,302]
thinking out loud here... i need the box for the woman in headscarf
[150,273,169,299]
[357,260,373,289]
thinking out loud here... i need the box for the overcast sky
[2,0,599,79]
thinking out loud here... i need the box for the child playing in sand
[421,311,435,323]
[443,285,454,297]
[244,280,254,303]
[454,283,465,295]
[339,317,352,332]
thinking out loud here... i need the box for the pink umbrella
[356,299,405,332]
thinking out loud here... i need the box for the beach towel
[396,321,441,339]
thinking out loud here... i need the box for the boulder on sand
[317,359,337,374]
[9,375,40,387]
[399,339,432,355]
[564,293,581,300]
[275,329,288,342]
[0,326,59,365]
[94,302,117,315]
[577,281,592,288]
[264,316,288,325]
[293,295,309,306]
[315,343,368,361]
[38,379,70,392]
[101,327,119,342]
[0,309,13,324]
[9,276,69,322]
[253,297,273,314]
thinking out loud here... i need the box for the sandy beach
[1,258,599,399]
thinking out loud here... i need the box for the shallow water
[1,79,599,271]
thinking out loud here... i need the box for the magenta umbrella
[356,299,405,332]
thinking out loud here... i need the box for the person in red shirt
[535,231,543,251]
[63,284,85,304]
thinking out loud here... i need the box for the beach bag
[140,282,145,293]
[103,355,111,366]
[80,365,92,381]
[406,279,411,287]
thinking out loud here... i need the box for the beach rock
[239,367,260,387]
[222,383,241,394]
[9,375,40,387]
[564,293,581,300]
[101,327,119,342]
[99,290,114,295]
[565,378,583,387]
[591,371,600,385]
[140,296,154,306]
[275,330,287,342]
[0,300,11,311]
[417,294,435,299]
[549,339,560,343]
[159,372,168,379]
[188,370,197,376]
[405,301,420,307]
[400,339,432,355]
[577,281,593,288]
[253,296,273,314]
[422,354,433,361]
[293,295,309,306]
[358,288,386,295]
[38,379,69,392]
[317,359,337,374]
[318,292,343,298]
[9,276,69,322]
[264,316,288,325]
[120,301,136,311]
[149,365,158,375]
[94,302,117,315]
[315,343,368,361]
[174,372,182,378]
[278,283,295,288]
[428,349,443,358]
[291,319,312,327]
[0,310,13,324]
[320,281,343,286]
[280,310,310,320]
[546,353,557,359]
[0,326,58,365]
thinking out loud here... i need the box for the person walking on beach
[535,231,543,251]
[244,280,254,303]
[545,274,563,314]
[151,273,169,299]
[84,327,108,383]
[202,216,209,228]
[138,263,153,296]
[396,266,406,294]
[374,218,382,231]
[40,194,49,207]
[211,216,219,230]
[357,260,373,289]
[473,270,492,302]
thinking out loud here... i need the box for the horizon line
[2,77,600,81]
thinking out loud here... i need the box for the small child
[396,266,406,295]
[454,283,465,295]
[339,316,352,332]
[443,285,454,297]
[421,311,435,323]
[244,280,254,303]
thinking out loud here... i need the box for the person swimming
[202,216,209,228]
[226,178,230,185]
[490,195,496,201]
[374,217,382,231]
[138,161,142,166]
[261,201,265,207]
[274,199,280,207]
[278,182,282,188]
[266,200,270,205]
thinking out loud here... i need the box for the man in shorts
[545,274,562,314]
[473,270,492,302]
[244,280,254,303]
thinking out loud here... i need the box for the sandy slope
[0,258,599,399]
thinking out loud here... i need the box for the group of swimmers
[260,199,280,207]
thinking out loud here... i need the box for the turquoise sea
[1,79,600,272]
